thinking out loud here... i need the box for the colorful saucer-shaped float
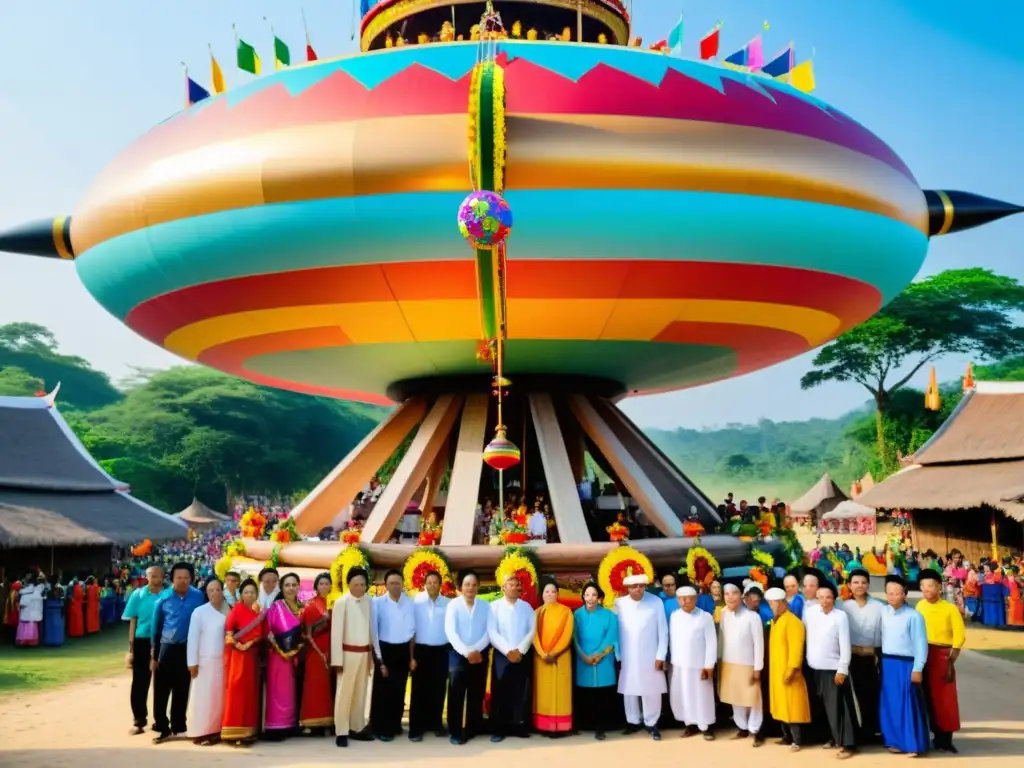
[3,0,1021,590]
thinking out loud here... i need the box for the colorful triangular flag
[761,45,794,78]
[699,24,721,59]
[210,53,226,94]
[237,37,261,75]
[186,75,210,107]
[788,59,816,93]
[274,35,291,70]
[667,14,684,54]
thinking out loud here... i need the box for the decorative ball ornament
[457,190,513,247]
[482,427,521,470]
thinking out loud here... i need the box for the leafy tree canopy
[0,366,44,396]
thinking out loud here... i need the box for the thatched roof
[0,502,114,548]
[913,382,1024,465]
[177,498,230,525]
[0,488,187,547]
[0,395,126,492]
[790,473,848,513]
[856,460,1024,522]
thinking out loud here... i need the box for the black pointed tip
[924,190,1023,237]
[0,216,75,259]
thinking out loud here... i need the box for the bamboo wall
[911,506,1023,562]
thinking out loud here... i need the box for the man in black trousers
[122,565,165,734]
[150,562,204,743]
[409,570,452,741]
[445,570,491,745]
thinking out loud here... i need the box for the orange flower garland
[271,516,299,544]
[403,547,456,597]
[606,522,629,542]
[240,507,267,539]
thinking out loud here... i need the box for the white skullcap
[743,582,763,596]
[723,583,741,594]
[765,588,786,601]
[622,573,649,586]
[742,578,754,589]
[678,586,697,597]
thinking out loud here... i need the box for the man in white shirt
[805,581,857,758]
[840,568,883,744]
[615,572,668,740]
[528,505,548,542]
[444,570,490,745]
[409,570,451,742]
[371,569,416,741]
[487,574,536,742]
[719,583,765,745]
[668,586,717,740]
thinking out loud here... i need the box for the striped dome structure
[65,41,931,405]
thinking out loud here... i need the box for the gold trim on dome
[361,0,630,50]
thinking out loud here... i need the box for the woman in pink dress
[263,572,304,739]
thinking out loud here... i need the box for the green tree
[0,321,122,409]
[801,269,1024,471]
[0,365,44,396]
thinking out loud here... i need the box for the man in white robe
[615,573,668,740]
[185,580,229,743]
[487,574,536,741]
[719,583,765,745]
[668,586,717,739]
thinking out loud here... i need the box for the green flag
[237,38,261,75]
[274,36,291,70]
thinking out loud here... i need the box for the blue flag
[187,76,210,107]
[724,46,748,66]
[761,47,794,77]
[667,15,684,52]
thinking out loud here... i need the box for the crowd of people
[113,557,977,760]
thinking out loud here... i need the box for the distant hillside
[644,410,873,505]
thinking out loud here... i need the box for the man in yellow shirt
[915,569,966,754]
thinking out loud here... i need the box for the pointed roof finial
[963,362,975,392]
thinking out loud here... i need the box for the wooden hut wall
[912,507,1024,562]
[1,544,113,580]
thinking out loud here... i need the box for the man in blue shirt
[879,574,930,757]
[150,562,204,742]
[122,565,166,734]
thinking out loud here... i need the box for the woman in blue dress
[43,585,66,646]
[979,563,1009,627]
[572,582,621,740]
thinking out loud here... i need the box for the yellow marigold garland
[685,545,722,586]
[491,61,506,193]
[215,539,248,582]
[598,545,654,607]
[495,547,540,606]
[327,545,371,609]
[403,547,455,596]
[467,62,484,189]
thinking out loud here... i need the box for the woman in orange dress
[66,579,84,637]
[299,572,334,733]
[221,579,267,746]
[532,580,575,735]
[1008,566,1023,626]
[84,576,100,634]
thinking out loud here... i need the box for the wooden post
[991,506,999,561]
[576,1,583,42]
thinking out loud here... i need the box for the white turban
[743,583,763,596]
[723,583,741,594]
[678,586,697,597]
[765,587,786,601]
[622,573,649,587]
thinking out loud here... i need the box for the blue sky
[0,0,1021,429]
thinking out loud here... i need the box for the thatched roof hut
[789,473,848,523]
[0,392,186,572]
[177,498,230,527]
[857,381,1024,560]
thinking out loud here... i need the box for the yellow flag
[211,54,226,94]
[924,366,941,411]
[789,59,816,92]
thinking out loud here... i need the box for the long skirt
[979,587,1005,627]
[490,650,532,736]
[574,684,623,734]
[42,603,64,646]
[186,653,225,739]
[533,652,573,733]
[1008,595,1023,626]
[222,646,262,741]
[15,621,39,646]
[811,669,856,749]
[299,638,334,728]
[264,651,299,732]
[879,655,929,754]
[923,645,960,734]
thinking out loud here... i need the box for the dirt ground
[2,645,1022,768]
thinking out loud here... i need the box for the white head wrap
[765,587,786,601]
[723,583,741,594]
[678,586,697,597]
[622,573,649,587]
[743,583,763,596]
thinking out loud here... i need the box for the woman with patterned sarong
[221,579,266,746]
[532,580,575,735]
[264,572,304,740]
[300,573,334,734]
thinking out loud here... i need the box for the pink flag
[747,34,765,70]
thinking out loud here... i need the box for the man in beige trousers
[331,567,375,748]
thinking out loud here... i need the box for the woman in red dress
[221,579,267,746]
[66,580,84,638]
[299,572,334,734]
[84,577,100,634]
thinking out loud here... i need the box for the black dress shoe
[336,735,348,747]
[702,731,715,741]
[449,736,465,745]
[128,726,145,736]
[595,730,606,740]
[490,734,505,743]
[152,732,172,744]
[622,724,643,735]
[649,727,662,741]
[753,734,765,747]
[434,728,449,737]
[409,733,423,742]
[350,729,374,742]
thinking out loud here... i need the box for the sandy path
[2,650,1022,768]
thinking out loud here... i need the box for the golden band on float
[934,189,955,236]
[51,216,74,260]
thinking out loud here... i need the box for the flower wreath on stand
[327,544,372,609]
[749,549,775,590]
[403,547,456,597]
[239,507,267,539]
[215,539,247,582]
[681,543,721,591]
[598,544,654,607]
[494,546,541,608]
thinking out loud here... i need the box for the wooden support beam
[529,394,591,544]
[440,393,490,546]
[289,397,428,535]
[421,437,449,517]
[362,395,464,543]
[568,394,682,537]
